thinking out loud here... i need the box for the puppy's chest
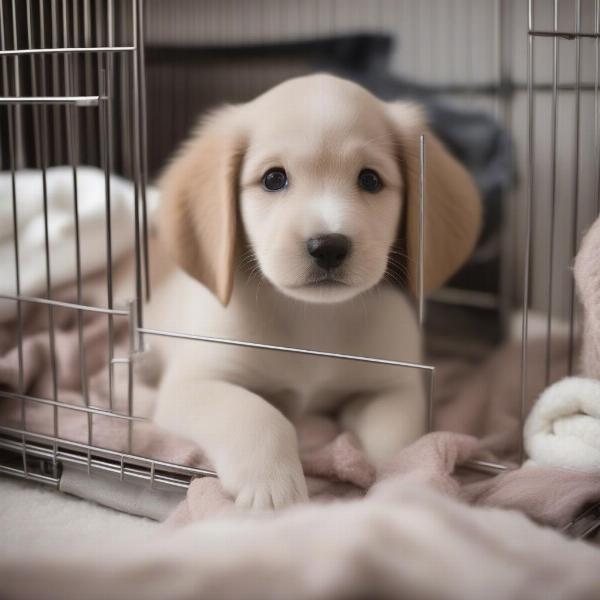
[191,285,419,415]
[254,359,361,416]
[238,349,396,417]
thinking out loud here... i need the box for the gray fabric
[59,463,185,521]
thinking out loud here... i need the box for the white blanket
[2,479,600,600]
[0,166,157,322]
[525,377,600,472]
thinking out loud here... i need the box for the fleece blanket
[3,475,600,600]
[0,167,158,323]
[525,377,600,472]
[169,430,600,530]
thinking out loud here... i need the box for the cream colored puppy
[149,74,480,510]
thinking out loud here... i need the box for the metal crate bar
[0,46,134,56]
[139,327,436,371]
[0,390,146,423]
[140,326,437,435]
[0,293,129,316]
[0,96,100,106]
[520,0,536,464]
[0,463,58,486]
[568,0,583,375]
[529,29,600,39]
[0,437,193,489]
[545,0,560,386]
[0,426,215,483]
[25,0,59,478]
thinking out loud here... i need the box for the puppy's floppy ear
[386,102,482,295]
[159,106,245,305]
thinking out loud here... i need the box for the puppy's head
[160,74,481,305]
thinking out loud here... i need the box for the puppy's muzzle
[306,233,351,271]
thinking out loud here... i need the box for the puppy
[149,74,481,510]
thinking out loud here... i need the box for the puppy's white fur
[149,74,481,510]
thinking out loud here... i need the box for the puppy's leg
[340,381,426,468]
[155,363,307,510]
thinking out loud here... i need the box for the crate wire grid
[0,0,438,491]
[0,0,597,512]
[0,0,177,488]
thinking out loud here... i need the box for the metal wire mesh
[0,0,167,489]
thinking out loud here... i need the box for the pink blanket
[3,458,600,600]
[0,247,595,531]
[169,430,600,529]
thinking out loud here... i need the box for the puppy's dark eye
[262,168,288,192]
[358,168,382,193]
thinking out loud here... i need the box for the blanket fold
[0,167,158,323]
[524,377,600,472]
[169,431,600,530]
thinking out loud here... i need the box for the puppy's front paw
[216,424,308,510]
[233,465,307,510]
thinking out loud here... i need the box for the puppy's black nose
[306,234,351,270]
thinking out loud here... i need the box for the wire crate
[0,0,599,528]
